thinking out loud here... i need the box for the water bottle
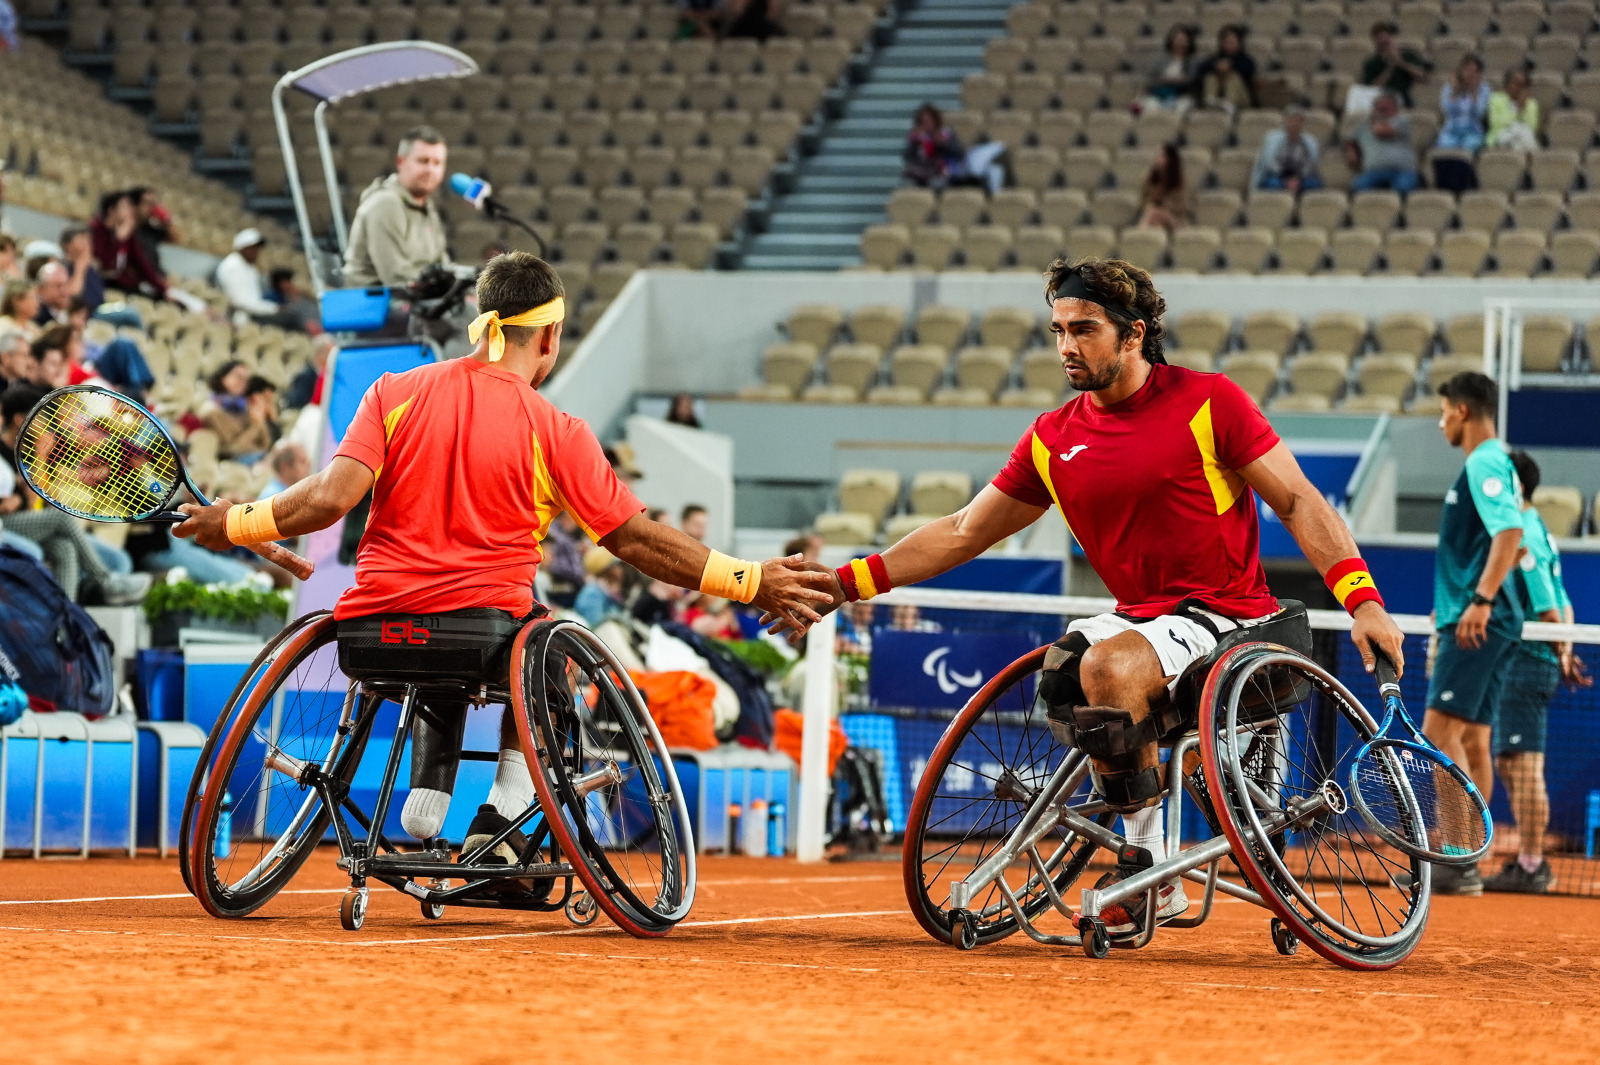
[742,798,769,858]
[727,804,742,855]
[767,802,787,857]
[216,791,233,859]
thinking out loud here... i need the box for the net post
[795,611,838,863]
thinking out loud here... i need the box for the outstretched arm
[1239,441,1406,674]
[175,455,375,548]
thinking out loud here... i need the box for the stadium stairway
[738,0,1010,270]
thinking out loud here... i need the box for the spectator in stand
[216,229,287,327]
[1360,20,1431,108]
[541,509,589,607]
[1344,92,1419,193]
[665,391,701,428]
[57,224,141,329]
[1437,55,1490,152]
[1143,25,1198,112]
[0,329,35,389]
[92,337,154,405]
[284,334,333,411]
[1488,68,1541,152]
[723,0,783,42]
[647,506,672,525]
[1251,107,1323,193]
[0,235,18,284]
[678,0,722,39]
[1194,25,1256,110]
[0,445,46,561]
[0,384,150,604]
[680,503,709,542]
[268,267,320,333]
[30,326,72,389]
[0,2,16,52]
[32,261,71,327]
[0,277,41,341]
[130,187,178,267]
[261,440,311,497]
[902,104,1008,194]
[91,190,168,300]
[1138,143,1189,231]
[202,360,276,460]
[784,531,823,563]
[574,548,630,627]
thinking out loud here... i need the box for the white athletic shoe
[1092,868,1189,937]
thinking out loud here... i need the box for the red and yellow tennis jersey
[992,363,1281,618]
[332,358,642,619]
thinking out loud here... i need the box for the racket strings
[17,389,180,520]
[1353,745,1487,856]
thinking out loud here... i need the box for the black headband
[1045,270,1147,325]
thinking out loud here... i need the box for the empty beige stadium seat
[978,307,1035,353]
[990,189,1039,229]
[1297,190,1348,231]
[838,469,903,524]
[1375,312,1437,357]
[739,383,797,402]
[1491,231,1546,278]
[1275,229,1327,274]
[1533,486,1585,538]
[1569,191,1600,231]
[1218,311,1283,359]
[1402,190,1455,232]
[1511,191,1566,234]
[1531,149,1581,193]
[938,187,988,228]
[1357,354,1419,403]
[1245,190,1296,232]
[1307,311,1367,358]
[1474,151,1526,194]
[864,384,928,405]
[1445,314,1485,356]
[761,341,820,391]
[1166,349,1216,373]
[1340,393,1403,415]
[1170,227,1222,273]
[888,344,949,396]
[953,345,1014,397]
[1067,224,1118,260]
[963,225,1014,271]
[1425,354,1484,393]
[1015,224,1069,267]
[1192,190,1242,231]
[1383,230,1435,276]
[851,305,907,351]
[1175,310,1233,356]
[910,470,974,517]
[1116,226,1168,272]
[1549,231,1600,278]
[886,187,936,227]
[1349,191,1402,232]
[997,386,1060,408]
[814,511,879,545]
[1091,188,1142,229]
[885,513,937,545]
[1019,346,1064,392]
[800,383,863,403]
[1438,230,1491,276]
[911,224,961,270]
[929,386,995,407]
[1219,352,1281,404]
[823,342,884,393]
[915,305,972,353]
[1330,228,1382,274]
[860,224,910,269]
[1521,315,1575,372]
[1269,393,1333,413]
[1222,227,1274,274]
[1288,352,1351,399]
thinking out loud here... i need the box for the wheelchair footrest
[368,856,571,880]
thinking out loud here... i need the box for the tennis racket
[14,385,314,581]
[1347,650,1492,866]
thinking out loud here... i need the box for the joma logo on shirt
[380,620,431,645]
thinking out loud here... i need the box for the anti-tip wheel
[951,909,980,951]
[1271,918,1299,957]
[339,888,367,931]
[1079,917,1110,959]
[565,889,599,927]
[421,899,446,920]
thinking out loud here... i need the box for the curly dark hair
[1043,257,1168,365]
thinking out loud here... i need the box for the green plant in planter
[143,578,290,625]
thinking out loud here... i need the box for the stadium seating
[858,0,1600,276]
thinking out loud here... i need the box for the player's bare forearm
[881,485,1045,588]
[175,456,373,551]
[1476,528,1523,600]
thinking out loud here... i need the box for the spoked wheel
[183,613,378,918]
[1198,644,1429,971]
[904,647,1112,948]
[511,619,695,938]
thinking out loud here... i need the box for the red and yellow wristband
[836,553,892,603]
[1325,557,1384,615]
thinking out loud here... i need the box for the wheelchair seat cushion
[1160,599,1313,741]
[337,607,535,683]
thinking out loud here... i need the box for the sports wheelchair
[902,603,1432,971]
[179,610,695,938]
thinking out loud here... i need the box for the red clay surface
[3,852,1599,1064]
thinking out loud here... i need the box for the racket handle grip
[247,541,315,581]
[1373,650,1399,690]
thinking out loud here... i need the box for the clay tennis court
[4,853,1598,1064]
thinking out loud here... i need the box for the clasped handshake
[751,557,845,642]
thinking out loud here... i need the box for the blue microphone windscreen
[448,172,473,196]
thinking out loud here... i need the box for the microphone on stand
[446,172,547,258]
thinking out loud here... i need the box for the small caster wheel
[339,888,367,931]
[1271,918,1299,956]
[421,899,446,920]
[565,889,599,927]
[1079,917,1110,959]
[950,909,979,951]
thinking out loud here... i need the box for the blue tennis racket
[1348,651,1492,866]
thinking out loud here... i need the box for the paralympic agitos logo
[922,647,983,695]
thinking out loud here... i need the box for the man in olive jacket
[343,125,452,287]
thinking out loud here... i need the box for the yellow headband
[468,297,566,363]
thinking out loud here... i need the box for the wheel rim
[904,647,1107,944]
[188,617,373,916]
[1205,646,1427,961]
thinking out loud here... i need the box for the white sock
[1122,805,1167,865]
[401,787,452,840]
[487,748,536,821]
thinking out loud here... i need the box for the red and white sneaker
[1091,867,1189,937]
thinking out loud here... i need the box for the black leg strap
[1090,764,1165,812]
[1054,704,1162,759]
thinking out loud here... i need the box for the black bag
[0,545,116,716]
[828,746,894,852]
[336,608,531,683]
[658,621,776,747]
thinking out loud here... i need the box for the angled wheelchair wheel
[1198,643,1429,971]
[184,613,379,918]
[511,619,695,938]
[903,647,1111,948]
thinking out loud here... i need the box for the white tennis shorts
[1065,609,1277,691]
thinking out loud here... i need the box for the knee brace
[1054,703,1164,813]
[410,700,468,794]
[1039,631,1090,726]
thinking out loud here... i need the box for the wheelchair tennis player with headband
[175,251,836,869]
[770,256,1408,937]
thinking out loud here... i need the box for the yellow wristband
[224,494,283,545]
[699,549,762,604]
